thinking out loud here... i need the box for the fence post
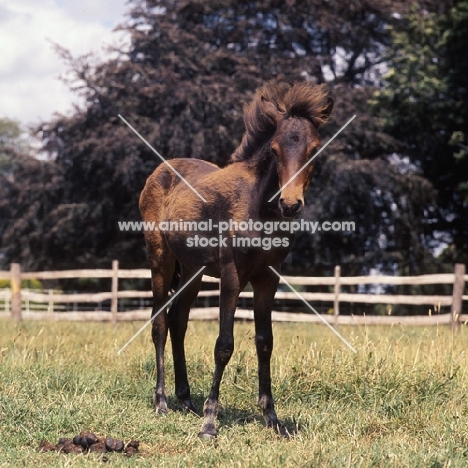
[48,289,54,315]
[10,263,22,321]
[111,260,119,325]
[451,263,466,332]
[333,265,341,324]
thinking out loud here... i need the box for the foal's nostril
[290,200,303,215]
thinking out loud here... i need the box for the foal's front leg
[251,268,287,436]
[199,265,240,439]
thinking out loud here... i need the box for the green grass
[1,319,468,467]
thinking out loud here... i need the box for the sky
[0,0,128,128]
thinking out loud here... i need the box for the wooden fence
[0,262,466,328]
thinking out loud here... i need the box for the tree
[0,118,42,268]
[0,0,444,276]
[371,1,468,264]
[0,118,25,174]
[446,1,468,208]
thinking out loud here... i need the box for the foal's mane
[231,81,333,163]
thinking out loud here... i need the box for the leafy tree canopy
[0,0,456,276]
[0,118,26,173]
[371,1,468,264]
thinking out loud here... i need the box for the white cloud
[0,0,128,126]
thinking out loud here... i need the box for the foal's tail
[170,260,181,294]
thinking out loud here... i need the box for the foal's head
[262,83,334,218]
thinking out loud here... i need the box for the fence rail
[0,262,466,328]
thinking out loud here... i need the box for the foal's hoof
[198,424,217,440]
[198,431,216,440]
[153,394,168,414]
[268,420,290,438]
[179,398,198,415]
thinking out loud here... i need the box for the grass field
[1,319,468,467]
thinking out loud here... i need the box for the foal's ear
[261,96,280,123]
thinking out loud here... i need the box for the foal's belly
[163,224,294,279]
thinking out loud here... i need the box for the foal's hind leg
[150,264,175,414]
[251,268,288,436]
[168,268,203,413]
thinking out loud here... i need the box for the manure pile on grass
[38,430,139,457]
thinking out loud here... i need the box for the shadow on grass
[147,392,297,436]
[218,408,297,437]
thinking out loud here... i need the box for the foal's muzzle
[279,198,303,218]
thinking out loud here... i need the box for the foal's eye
[309,145,320,158]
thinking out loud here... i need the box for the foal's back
[140,158,257,223]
